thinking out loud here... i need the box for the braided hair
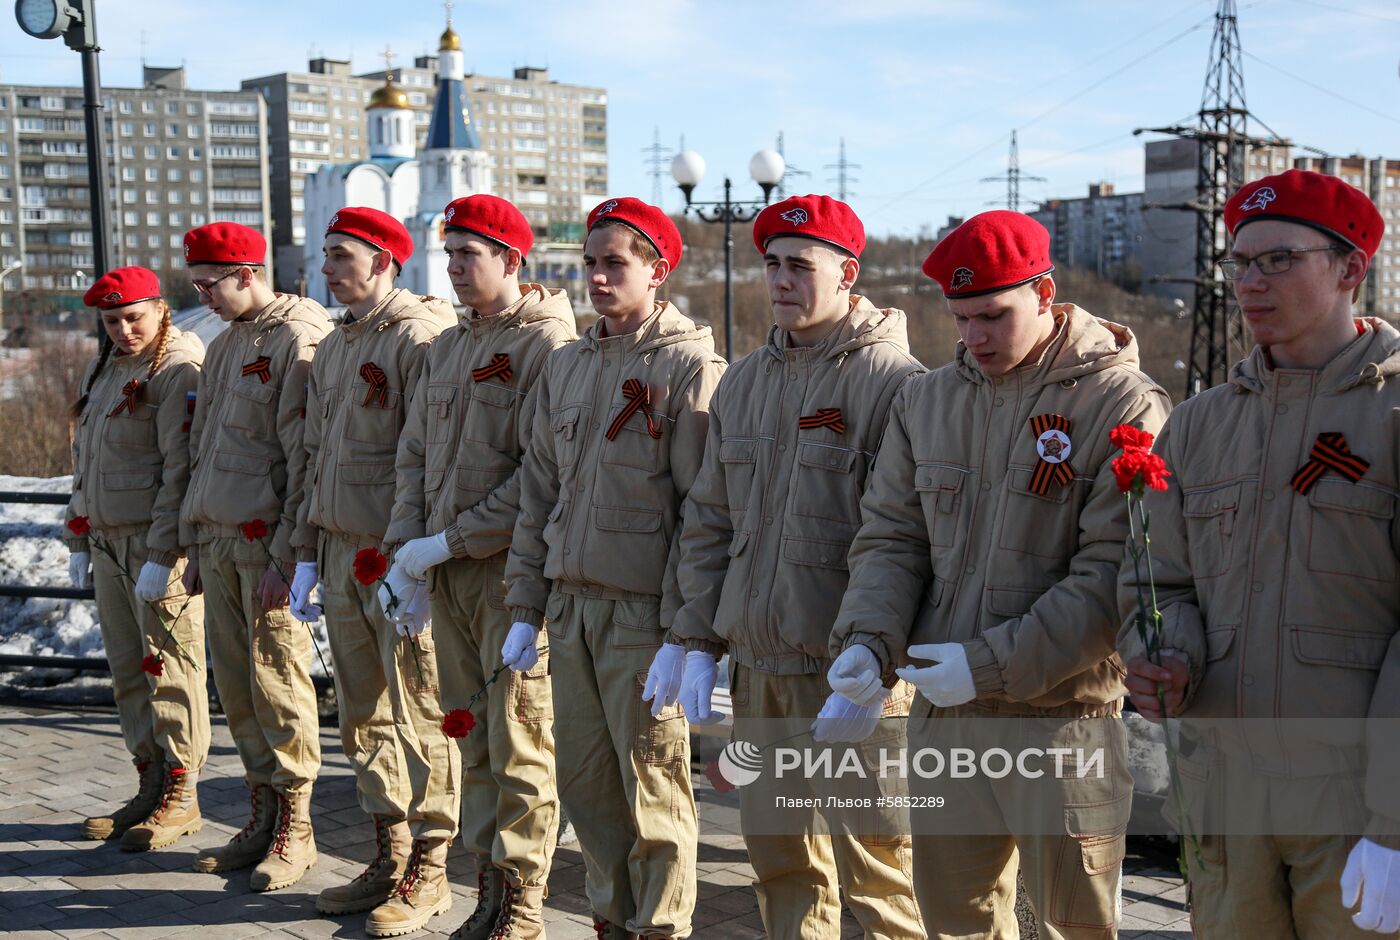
[69,299,171,419]
[145,300,172,379]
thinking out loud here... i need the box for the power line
[981,130,1046,210]
[641,126,674,207]
[825,138,861,201]
[1283,0,1400,23]
[1242,50,1400,126]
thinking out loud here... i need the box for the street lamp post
[671,148,785,361]
[0,260,22,350]
[15,0,110,278]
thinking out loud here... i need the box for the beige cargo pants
[907,699,1130,940]
[91,526,209,772]
[431,556,556,887]
[321,531,460,841]
[199,529,321,791]
[546,588,696,938]
[731,664,925,940]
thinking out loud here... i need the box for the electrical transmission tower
[642,126,674,206]
[825,138,860,201]
[981,130,1045,211]
[1138,0,1288,398]
[775,131,810,199]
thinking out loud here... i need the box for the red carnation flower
[1109,424,1155,451]
[441,708,476,739]
[141,654,164,677]
[1113,447,1171,495]
[704,758,736,795]
[353,547,388,586]
[66,516,91,536]
[239,519,268,542]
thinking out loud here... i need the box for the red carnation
[441,708,476,739]
[141,654,164,677]
[66,516,91,536]
[353,547,388,586]
[704,758,736,795]
[1113,447,1171,495]
[1108,424,1155,451]
[240,519,268,542]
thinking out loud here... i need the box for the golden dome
[440,26,461,51]
[369,74,410,110]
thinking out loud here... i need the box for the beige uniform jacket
[831,305,1170,710]
[668,297,924,675]
[384,284,577,558]
[66,327,204,567]
[504,302,726,627]
[179,294,331,567]
[291,288,456,556]
[1118,319,1400,843]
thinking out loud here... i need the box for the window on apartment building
[167,191,181,204]
[140,101,153,114]
[121,167,136,181]
[143,123,156,137]
[119,100,132,114]
[144,146,157,159]
[147,234,160,248]
[187,103,200,116]
[167,123,180,136]
[123,189,136,203]
[190,147,202,159]
[168,212,182,226]
[190,211,206,226]
[144,168,158,182]
[122,210,138,226]
[119,122,133,136]
[190,168,203,182]
[167,168,181,182]
[167,146,182,159]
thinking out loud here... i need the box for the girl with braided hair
[65,265,210,852]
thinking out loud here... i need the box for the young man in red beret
[178,221,331,889]
[382,194,577,939]
[502,197,725,939]
[825,210,1170,937]
[657,194,926,938]
[1121,169,1400,937]
[281,206,460,935]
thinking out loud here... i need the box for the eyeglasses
[192,270,238,299]
[1216,246,1339,280]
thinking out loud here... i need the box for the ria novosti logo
[706,740,764,793]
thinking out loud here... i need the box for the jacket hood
[508,283,577,332]
[764,294,912,362]
[1228,317,1400,396]
[580,300,717,357]
[955,303,1140,387]
[255,293,333,334]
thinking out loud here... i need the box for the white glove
[395,532,453,581]
[69,551,91,590]
[134,561,173,603]
[827,644,885,707]
[393,582,433,637]
[289,561,322,623]
[642,643,686,718]
[1342,837,1400,933]
[897,642,978,708]
[679,650,725,725]
[376,562,418,621]
[501,621,540,672]
[812,688,891,743]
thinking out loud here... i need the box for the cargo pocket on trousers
[1049,830,1124,930]
[509,650,553,724]
[1169,734,1226,866]
[404,630,438,695]
[612,597,664,650]
[634,671,687,763]
[253,608,295,667]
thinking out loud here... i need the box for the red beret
[444,195,534,257]
[753,194,865,258]
[83,266,162,310]
[1226,168,1384,259]
[183,222,266,266]
[326,206,414,269]
[921,210,1054,298]
[586,196,683,270]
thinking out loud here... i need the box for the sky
[1,0,1397,239]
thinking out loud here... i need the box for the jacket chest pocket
[1306,480,1397,583]
[102,403,157,447]
[914,463,968,548]
[425,385,458,445]
[998,466,1079,561]
[602,403,664,473]
[550,405,586,470]
[346,381,403,444]
[1183,482,1242,579]
[227,380,277,437]
[719,437,758,513]
[467,380,520,450]
[791,440,863,526]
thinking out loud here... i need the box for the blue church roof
[331,156,414,181]
[425,77,479,150]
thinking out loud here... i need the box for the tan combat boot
[83,758,163,840]
[316,815,411,915]
[487,881,547,939]
[449,863,505,940]
[366,837,453,937]
[249,787,317,891]
[194,783,276,873]
[121,766,202,850]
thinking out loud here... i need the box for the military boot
[121,766,202,850]
[194,783,276,873]
[449,863,504,940]
[317,815,411,915]
[249,787,317,891]
[487,881,547,939]
[82,758,163,840]
[366,837,453,937]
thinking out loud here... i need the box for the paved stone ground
[0,704,1192,938]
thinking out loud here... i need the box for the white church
[302,19,492,302]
